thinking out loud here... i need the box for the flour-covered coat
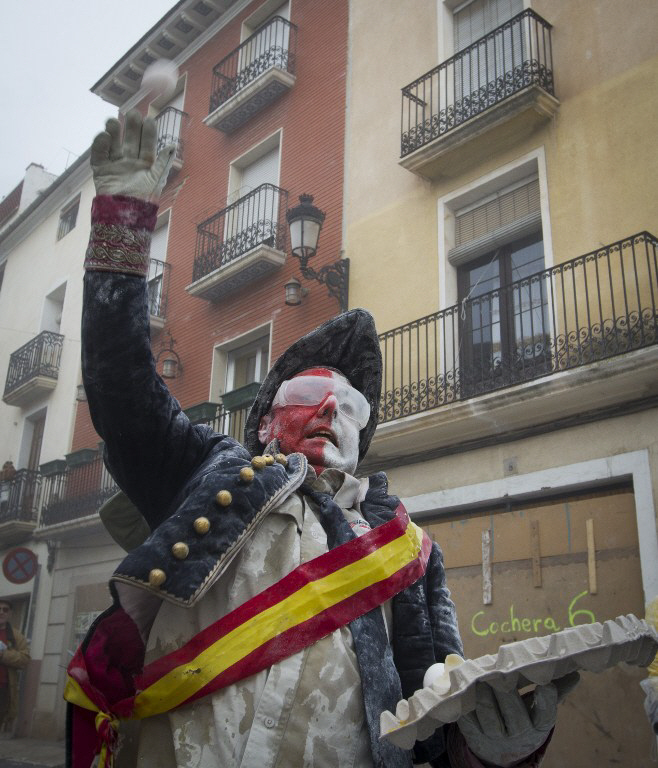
[67,196,464,768]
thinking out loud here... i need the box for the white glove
[457,673,579,767]
[0,640,7,652]
[90,109,175,201]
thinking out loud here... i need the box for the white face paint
[258,368,362,475]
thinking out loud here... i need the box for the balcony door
[221,335,269,440]
[225,144,280,261]
[239,2,290,85]
[453,0,524,115]
[147,216,169,319]
[458,233,548,395]
[453,177,549,396]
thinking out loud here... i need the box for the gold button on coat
[251,456,267,470]
[172,542,189,560]
[240,467,255,483]
[194,517,210,534]
[148,568,166,587]
[264,454,275,465]
[216,490,232,507]
[274,453,288,466]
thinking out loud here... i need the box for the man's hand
[457,673,579,767]
[91,109,175,201]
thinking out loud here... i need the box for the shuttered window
[449,177,541,266]
[454,0,523,51]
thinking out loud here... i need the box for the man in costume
[0,599,30,734]
[66,111,575,768]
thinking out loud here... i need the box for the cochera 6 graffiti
[470,591,596,638]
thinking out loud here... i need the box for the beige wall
[344,0,658,331]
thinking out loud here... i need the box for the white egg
[423,662,445,690]
[141,60,179,99]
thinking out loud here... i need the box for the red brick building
[73,0,349,452]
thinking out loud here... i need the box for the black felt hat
[244,309,382,463]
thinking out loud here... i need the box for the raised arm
[82,111,222,530]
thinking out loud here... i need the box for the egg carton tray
[380,614,658,750]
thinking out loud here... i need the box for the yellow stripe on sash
[133,521,425,717]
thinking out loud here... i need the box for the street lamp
[285,194,349,312]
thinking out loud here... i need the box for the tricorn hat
[244,308,382,463]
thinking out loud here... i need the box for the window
[239,1,291,84]
[57,196,80,240]
[41,283,66,333]
[154,89,185,163]
[226,335,269,394]
[453,0,524,108]
[147,213,170,319]
[225,133,282,258]
[452,178,549,394]
[210,328,271,441]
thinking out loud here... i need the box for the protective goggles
[272,376,371,429]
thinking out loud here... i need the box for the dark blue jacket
[79,269,463,766]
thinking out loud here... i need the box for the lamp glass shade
[76,384,87,402]
[289,218,321,259]
[162,356,178,378]
[285,278,303,306]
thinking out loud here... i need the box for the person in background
[0,599,30,736]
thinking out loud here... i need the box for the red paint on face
[260,368,360,474]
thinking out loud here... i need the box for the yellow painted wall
[345,0,658,332]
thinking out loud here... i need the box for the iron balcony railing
[193,184,288,282]
[0,469,41,525]
[155,106,186,164]
[188,398,256,445]
[147,258,171,319]
[379,232,658,423]
[401,9,554,157]
[4,331,64,399]
[209,16,297,113]
[40,455,118,527]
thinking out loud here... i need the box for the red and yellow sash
[65,504,431,766]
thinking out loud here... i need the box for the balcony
[147,257,171,330]
[155,107,187,172]
[371,233,658,463]
[185,383,259,441]
[3,331,64,407]
[186,184,288,302]
[400,10,558,178]
[38,453,118,534]
[0,469,41,545]
[204,16,297,133]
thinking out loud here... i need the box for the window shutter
[454,0,523,51]
[449,178,541,266]
[150,222,169,263]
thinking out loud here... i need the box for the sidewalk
[0,737,64,768]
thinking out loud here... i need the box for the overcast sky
[0,0,174,197]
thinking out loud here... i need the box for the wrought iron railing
[0,469,41,525]
[209,16,297,112]
[193,184,288,282]
[40,455,118,527]
[147,258,171,319]
[4,331,64,399]
[379,232,658,423]
[401,10,554,157]
[155,106,186,164]
[188,400,254,444]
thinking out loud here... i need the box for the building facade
[344,0,658,765]
[0,154,97,736]
[3,0,657,759]
[1,0,351,740]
